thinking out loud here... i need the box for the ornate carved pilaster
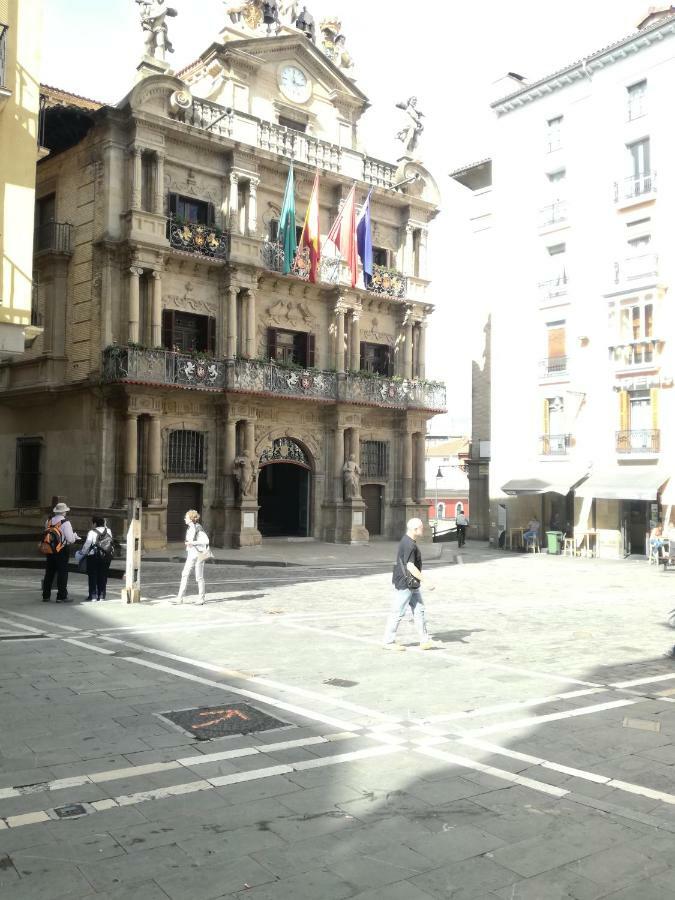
[127,266,143,344]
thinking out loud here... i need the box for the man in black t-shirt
[383,517,436,651]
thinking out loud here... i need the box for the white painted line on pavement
[122,655,362,732]
[460,698,639,736]
[612,673,675,689]
[0,610,81,632]
[416,688,606,724]
[0,616,45,634]
[414,746,569,798]
[0,733,358,801]
[0,745,400,829]
[62,638,116,655]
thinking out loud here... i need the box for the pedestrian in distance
[40,502,81,603]
[455,509,468,548]
[171,509,210,605]
[383,517,437,651]
[75,516,114,602]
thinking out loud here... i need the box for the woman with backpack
[75,516,114,602]
[171,509,210,605]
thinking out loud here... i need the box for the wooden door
[362,484,383,536]
[167,482,202,542]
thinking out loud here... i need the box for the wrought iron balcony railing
[539,433,571,455]
[261,242,407,297]
[539,201,567,228]
[34,222,73,255]
[616,429,660,454]
[539,356,568,377]
[167,218,229,259]
[103,347,227,390]
[538,274,568,302]
[170,95,397,189]
[613,253,658,284]
[614,172,656,202]
[102,347,446,411]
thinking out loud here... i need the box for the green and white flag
[279,164,296,274]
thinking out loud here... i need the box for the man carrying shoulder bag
[383,517,437,651]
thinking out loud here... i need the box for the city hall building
[0,5,444,548]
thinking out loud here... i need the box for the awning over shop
[575,467,669,502]
[501,464,589,496]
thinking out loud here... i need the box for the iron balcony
[616,429,660,454]
[102,347,446,412]
[539,433,571,455]
[34,221,73,255]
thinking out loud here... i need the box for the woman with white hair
[171,509,209,605]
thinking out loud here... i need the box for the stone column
[403,312,414,379]
[403,223,415,275]
[224,418,237,498]
[229,171,240,233]
[151,271,162,347]
[417,321,426,380]
[335,306,346,373]
[248,177,259,237]
[414,432,426,502]
[147,415,162,504]
[401,430,413,502]
[245,288,256,359]
[131,146,143,210]
[418,227,428,278]
[349,311,360,372]
[226,286,238,359]
[128,266,143,343]
[334,425,345,502]
[124,413,138,500]
[154,151,165,216]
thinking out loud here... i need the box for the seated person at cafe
[523,516,541,547]
[650,522,666,558]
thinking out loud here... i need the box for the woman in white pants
[172,509,208,605]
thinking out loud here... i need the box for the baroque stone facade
[0,17,444,548]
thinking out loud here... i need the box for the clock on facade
[278,65,311,103]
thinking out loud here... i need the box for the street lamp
[435,466,443,529]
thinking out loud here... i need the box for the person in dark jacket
[383,518,437,651]
[75,516,113,602]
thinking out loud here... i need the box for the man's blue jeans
[383,587,429,644]
[523,529,538,546]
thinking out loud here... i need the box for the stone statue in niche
[233,454,258,498]
[136,0,177,61]
[343,454,361,500]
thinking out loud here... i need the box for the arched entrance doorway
[257,438,311,537]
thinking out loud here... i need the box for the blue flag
[279,164,296,275]
[356,189,373,288]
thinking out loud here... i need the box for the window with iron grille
[15,438,42,507]
[360,441,389,479]
[167,430,206,476]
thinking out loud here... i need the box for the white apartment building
[489,8,675,558]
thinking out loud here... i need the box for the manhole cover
[160,703,288,740]
[53,803,87,819]
[323,678,358,688]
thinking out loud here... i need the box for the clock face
[279,65,311,103]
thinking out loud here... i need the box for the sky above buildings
[41,0,656,433]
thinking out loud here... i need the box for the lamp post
[435,466,443,529]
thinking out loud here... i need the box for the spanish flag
[297,171,321,283]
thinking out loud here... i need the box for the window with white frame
[626,217,651,250]
[626,138,651,197]
[627,80,647,121]
[609,296,655,365]
[546,116,563,153]
[545,243,567,287]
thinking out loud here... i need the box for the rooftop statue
[225,0,280,33]
[294,5,316,41]
[395,96,425,156]
[319,18,354,72]
[136,0,177,61]
[279,0,301,23]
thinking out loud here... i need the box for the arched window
[436,502,445,520]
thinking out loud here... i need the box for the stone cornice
[492,16,675,116]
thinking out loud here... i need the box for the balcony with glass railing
[102,347,446,412]
[173,96,397,189]
[539,433,571,456]
[538,273,568,303]
[613,253,658,285]
[616,429,660,454]
[614,172,656,203]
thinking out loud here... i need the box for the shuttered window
[267,328,313,367]
[168,193,214,225]
[162,311,216,354]
[547,323,565,359]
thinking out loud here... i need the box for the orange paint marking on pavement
[192,708,250,730]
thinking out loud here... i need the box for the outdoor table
[577,531,597,558]
[508,527,525,550]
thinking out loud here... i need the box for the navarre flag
[356,188,373,288]
[325,184,358,288]
[279,164,296,275]
[297,171,321,283]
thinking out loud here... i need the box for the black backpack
[94,529,115,561]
